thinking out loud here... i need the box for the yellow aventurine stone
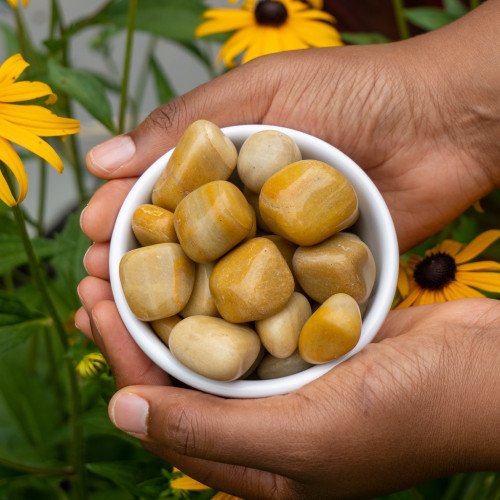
[119,243,195,321]
[209,237,295,323]
[152,120,238,211]
[299,293,361,364]
[150,315,182,344]
[293,232,376,304]
[132,204,178,246]
[259,160,358,246]
[174,180,255,263]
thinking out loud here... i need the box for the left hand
[86,298,499,499]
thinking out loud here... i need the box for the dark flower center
[255,0,288,26]
[413,252,457,290]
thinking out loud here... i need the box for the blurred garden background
[0,0,498,498]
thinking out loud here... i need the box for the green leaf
[443,0,468,18]
[0,21,19,56]
[404,8,456,31]
[149,56,175,104]
[47,59,115,132]
[0,234,58,276]
[87,461,165,495]
[0,292,49,355]
[76,0,205,43]
[341,32,391,45]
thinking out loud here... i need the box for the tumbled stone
[256,292,311,358]
[293,232,376,304]
[150,315,182,344]
[174,180,255,263]
[132,204,178,246]
[119,243,195,321]
[169,316,261,381]
[152,120,237,211]
[180,262,219,318]
[259,160,358,246]
[209,237,295,323]
[243,186,272,233]
[257,351,312,380]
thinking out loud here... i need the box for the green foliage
[342,32,391,45]
[47,59,116,133]
[150,56,175,104]
[404,7,456,30]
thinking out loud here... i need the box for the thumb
[86,59,276,179]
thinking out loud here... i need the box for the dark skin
[77,1,500,498]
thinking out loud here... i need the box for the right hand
[76,4,499,337]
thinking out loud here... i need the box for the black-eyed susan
[196,0,342,67]
[6,0,30,8]
[76,353,108,378]
[170,467,241,499]
[0,53,80,206]
[397,230,500,308]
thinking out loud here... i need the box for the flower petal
[416,290,436,305]
[432,239,463,258]
[295,9,335,23]
[196,10,253,37]
[396,287,421,308]
[170,475,210,491]
[450,281,486,298]
[456,271,500,293]
[279,27,309,51]
[457,261,500,272]
[0,54,30,87]
[288,19,342,47]
[397,263,410,298]
[443,282,467,301]
[242,27,268,63]
[0,116,64,172]
[0,137,28,206]
[212,493,243,500]
[0,81,54,103]
[218,26,256,66]
[0,103,80,137]
[454,230,500,264]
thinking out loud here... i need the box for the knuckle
[144,96,188,135]
[167,406,198,457]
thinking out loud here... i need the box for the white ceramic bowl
[109,124,399,398]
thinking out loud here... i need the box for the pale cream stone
[150,315,182,344]
[256,292,311,358]
[243,186,272,233]
[152,120,237,211]
[180,263,219,318]
[119,243,195,321]
[168,316,261,381]
[257,351,312,380]
[237,130,301,192]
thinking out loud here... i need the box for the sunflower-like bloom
[6,0,30,8]
[196,0,342,67]
[0,54,80,206]
[170,468,241,499]
[76,353,108,378]
[397,230,500,307]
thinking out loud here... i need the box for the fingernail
[76,283,86,309]
[88,135,136,174]
[79,205,87,230]
[90,311,104,346]
[83,244,93,273]
[109,392,149,435]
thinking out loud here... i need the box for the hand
[93,298,499,499]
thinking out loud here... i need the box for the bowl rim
[109,124,399,398]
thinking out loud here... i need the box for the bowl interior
[109,124,399,398]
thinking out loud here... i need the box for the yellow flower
[170,468,241,499]
[0,54,80,207]
[196,0,342,67]
[397,230,500,308]
[76,353,108,378]
[6,0,30,8]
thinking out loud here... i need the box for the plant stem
[13,8,28,57]
[11,205,86,499]
[37,159,47,237]
[470,0,480,8]
[0,456,73,477]
[118,0,138,134]
[391,0,410,39]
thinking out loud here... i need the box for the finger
[91,300,170,388]
[144,443,296,500]
[108,385,312,479]
[74,307,92,339]
[80,178,136,243]
[85,59,274,179]
[372,307,429,342]
[77,276,113,313]
[83,242,110,280]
